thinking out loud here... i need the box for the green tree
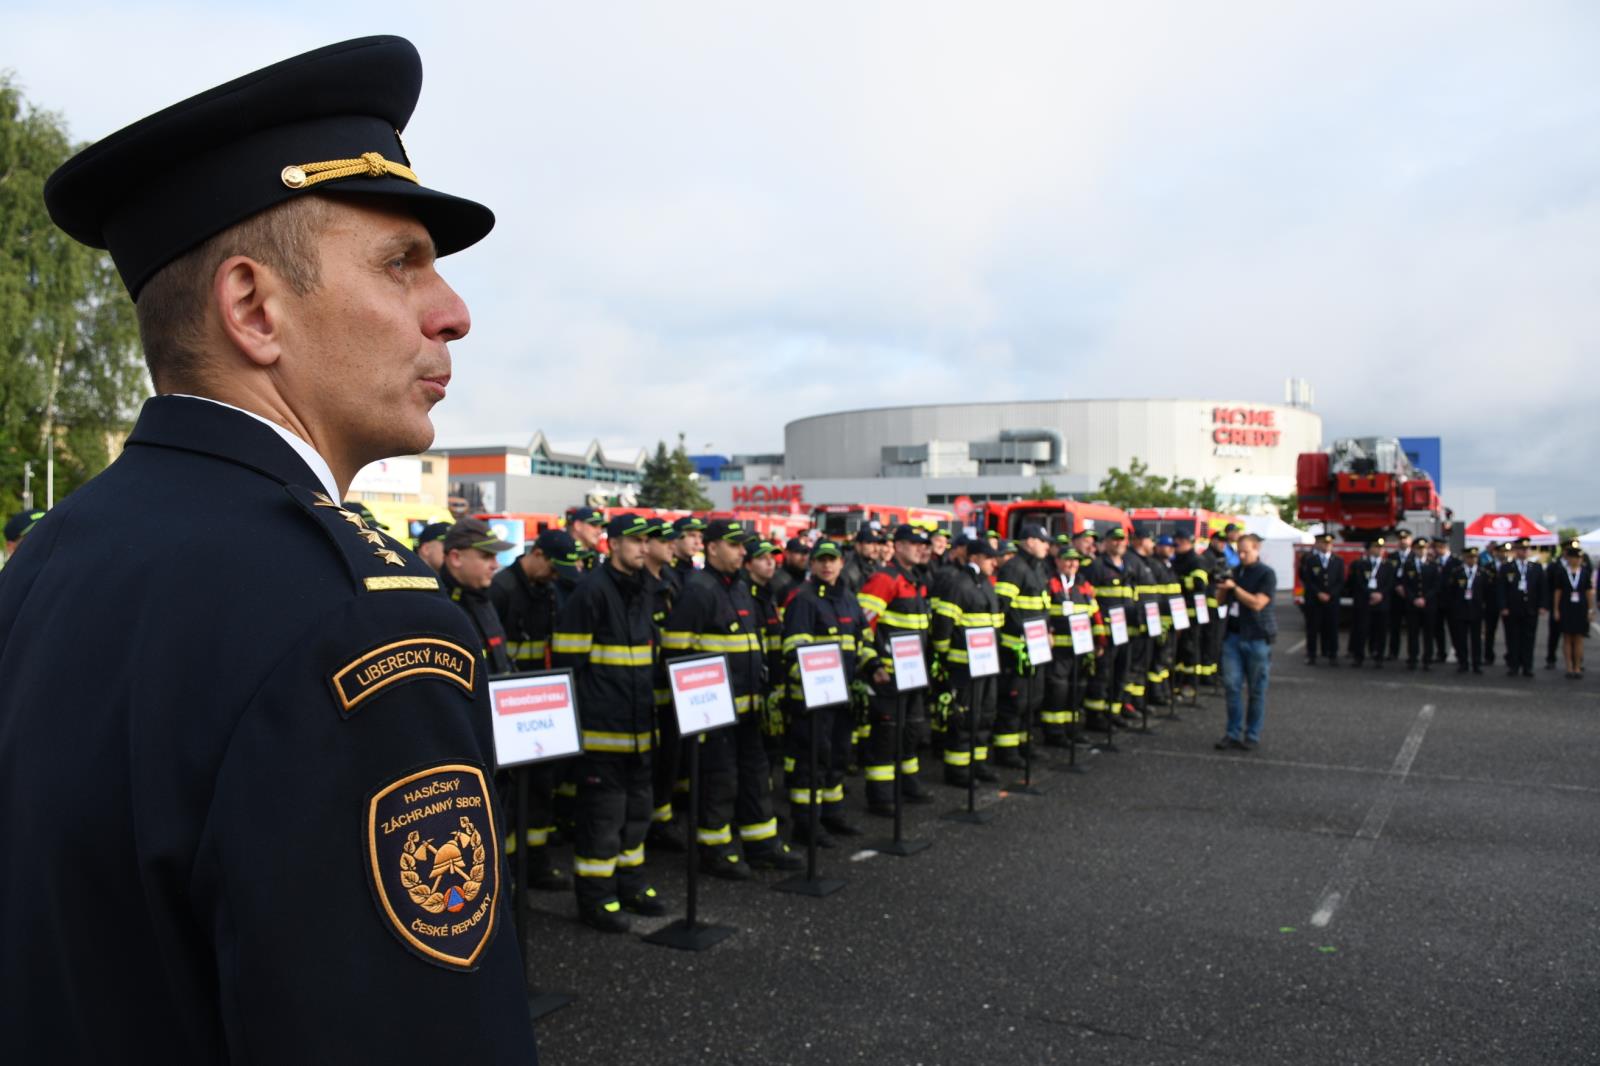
[1094,457,1219,511]
[1558,526,1578,546]
[0,73,148,514]
[1266,492,1301,526]
[638,432,713,510]
[1022,478,1059,501]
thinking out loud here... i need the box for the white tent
[1578,527,1600,551]
[1243,513,1313,581]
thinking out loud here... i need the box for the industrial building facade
[703,398,1323,514]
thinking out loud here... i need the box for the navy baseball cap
[1156,535,1175,548]
[703,519,751,543]
[854,524,885,544]
[5,509,48,543]
[570,506,605,526]
[967,538,999,558]
[1106,527,1128,541]
[1173,530,1193,543]
[414,521,451,548]
[1018,524,1050,543]
[672,515,707,536]
[784,537,810,554]
[43,36,493,300]
[746,538,777,559]
[533,529,581,564]
[1059,547,1087,563]
[892,524,930,545]
[605,513,652,540]
[810,540,842,560]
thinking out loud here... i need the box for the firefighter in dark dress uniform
[1387,530,1415,661]
[1498,537,1546,677]
[0,36,539,1060]
[1444,546,1494,673]
[1300,533,1345,665]
[1347,538,1395,667]
[1482,541,1511,665]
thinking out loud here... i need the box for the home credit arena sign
[730,483,806,514]
[1210,407,1282,448]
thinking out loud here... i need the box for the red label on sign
[1023,619,1049,641]
[676,663,728,690]
[494,684,570,716]
[893,641,921,659]
[800,647,842,670]
[968,629,995,649]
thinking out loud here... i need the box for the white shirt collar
[170,394,340,501]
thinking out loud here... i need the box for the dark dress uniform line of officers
[414,507,1253,934]
[1299,530,1596,679]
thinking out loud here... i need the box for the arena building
[702,396,1323,515]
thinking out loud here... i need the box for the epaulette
[286,486,442,594]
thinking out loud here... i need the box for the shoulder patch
[287,485,441,593]
[365,763,499,971]
[332,636,476,716]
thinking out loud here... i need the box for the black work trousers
[1503,612,1538,673]
[1388,600,1407,660]
[1482,611,1500,664]
[1406,605,1439,665]
[1449,613,1483,668]
[863,685,926,806]
[650,701,684,828]
[993,664,1044,755]
[698,713,779,857]
[942,673,999,768]
[1348,606,1383,663]
[1041,653,1086,740]
[784,701,854,817]
[1124,632,1151,713]
[1201,614,1225,684]
[1305,599,1339,661]
[573,751,653,907]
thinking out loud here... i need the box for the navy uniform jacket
[0,397,537,1063]
[1498,559,1546,616]
[1443,562,1495,621]
[1347,554,1395,606]
[1300,551,1345,601]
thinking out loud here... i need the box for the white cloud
[8,0,1599,515]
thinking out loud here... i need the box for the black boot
[577,899,631,934]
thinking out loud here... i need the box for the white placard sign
[1109,606,1129,646]
[1169,597,1191,630]
[1023,617,1053,666]
[890,634,929,691]
[796,643,849,709]
[966,626,1001,678]
[1068,612,1094,655]
[668,655,739,736]
[1144,601,1163,633]
[1194,593,1210,625]
[488,672,581,769]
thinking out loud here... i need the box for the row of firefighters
[435,510,1243,933]
[1296,532,1594,675]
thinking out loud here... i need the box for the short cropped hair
[135,196,329,391]
[1239,533,1263,547]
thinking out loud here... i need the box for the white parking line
[1285,638,1306,656]
[1309,703,1436,928]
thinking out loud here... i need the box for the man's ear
[213,255,285,369]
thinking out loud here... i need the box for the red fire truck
[1127,507,1241,542]
[981,500,1131,541]
[1293,436,1447,605]
[810,504,953,541]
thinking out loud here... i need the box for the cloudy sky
[11,2,1599,520]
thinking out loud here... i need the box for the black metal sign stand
[643,740,736,951]
[513,767,575,1020]
[1008,680,1046,796]
[775,698,846,896]
[1052,662,1090,775]
[942,690,992,825]
[873,688,930,857]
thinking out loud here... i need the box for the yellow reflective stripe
[507,640,548,660]
[1009,595,1048,611]
[590,643,653,666]
[947,649,970,663]
[944,750,972,766]
[864,764,895,782]
[552,632,593,654]
[696,633,762,652]
[974,746,989,761]
[878,610,930,630]
[958,611,998,627]
[739,818,779,842]
[575,856,617,877]
[734,694,758,713]
[992,732,1023,748]
[821,784,844,803]
[933,639,952,654]
[581,730,654,753]
[697,824,733,846]
[900,757,919,774]
[789,788,817,804]
[616,845,645,868]
[1040,710,1071,724]
[858,593,888,615]
[783,633,818,653]
[661,630,695,650]
[930,599,962,620]
[994,581,1020,599]
[652,803,674,824]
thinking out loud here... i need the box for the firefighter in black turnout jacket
[857,525,938,814]
[1042,544,1101,747]
[991,526,1053,766]
[552,514,669,932]
[489,527,585,892]
[663,520,803,876]
[930,537,1004,785]
[782,540,874,844]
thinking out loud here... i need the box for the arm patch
[331,636,476,716]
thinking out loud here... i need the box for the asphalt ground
[522,613,1600,1065]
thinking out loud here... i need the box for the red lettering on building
[730,483,806,513]
[1209,408,1280,447]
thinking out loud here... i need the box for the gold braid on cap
[281,151,418,190]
